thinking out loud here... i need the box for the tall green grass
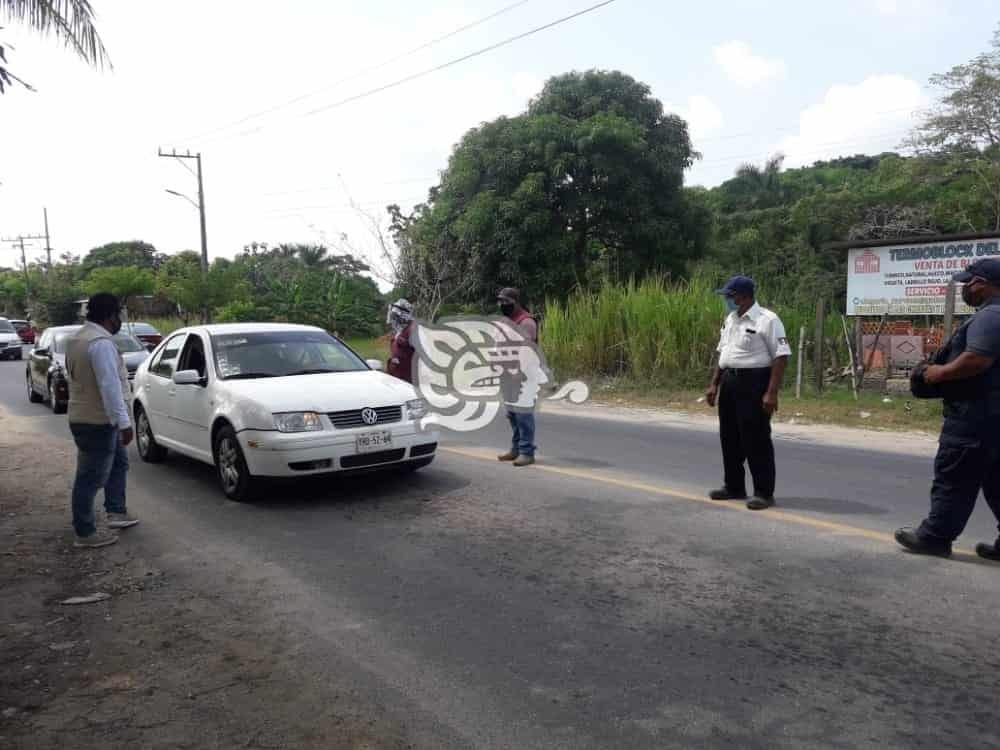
[542,276,845,388]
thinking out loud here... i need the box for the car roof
[174,322,327,336]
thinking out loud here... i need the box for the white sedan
[131,323,438,500]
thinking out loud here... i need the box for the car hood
[220,370,419,413]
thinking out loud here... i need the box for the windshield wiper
[223,372,279,380]
[284,368,340,376]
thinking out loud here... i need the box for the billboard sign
[846,236,1000,315]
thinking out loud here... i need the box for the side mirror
[172,369,205,386]
[365,358,384,371]
[34,347,50,357]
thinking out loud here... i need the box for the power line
[174,0,536,147]
[305,0,620,117]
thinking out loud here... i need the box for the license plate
[355,430,393,453]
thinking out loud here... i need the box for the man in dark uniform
[706,276,791,510]
[896,258,1000,560]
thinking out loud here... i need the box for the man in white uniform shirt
[66,293,139,548]
[705,276,791,510]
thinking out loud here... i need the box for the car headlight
[406,398,428,420]
[273,412,324,433]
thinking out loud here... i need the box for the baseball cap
[497,287,520,304]
[953,258,1000,284]
[716,275,755,297]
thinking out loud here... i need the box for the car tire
[135,404,167,463]
[27,373,43,403]
[213,425,258,502]
[49,379,67,414]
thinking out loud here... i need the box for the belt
[724,366,771,376]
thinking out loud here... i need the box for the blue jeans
[69,423,128,537]
[507,410,536,457]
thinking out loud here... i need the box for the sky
[0,0,997,284]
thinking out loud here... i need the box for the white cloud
[666,95,724,140]
[712,41,786,88]
[777,75,928,167]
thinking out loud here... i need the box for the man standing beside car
[65,292,139,548]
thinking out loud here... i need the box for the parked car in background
[27,325,77,412]
[0,318,23,360]
[27,325,152,413]
[9,319,36,345]
[131,323,439,501]
[127,322,163,350]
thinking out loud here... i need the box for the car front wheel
[213,425,258,502]
[49,379,67,414]
[135,404,167,463]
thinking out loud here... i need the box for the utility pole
[2,234,45,307]
[158,148,208,274]
[43,208,52,270]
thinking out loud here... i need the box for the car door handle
[168,390,176,397]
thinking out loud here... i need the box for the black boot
[709,487,747,501]
[895,527,952,557]
[746,494,775,511]
[975,541,1000,561]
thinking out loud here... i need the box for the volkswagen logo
[361,407,379,425]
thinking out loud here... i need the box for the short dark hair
[86,292,121,322]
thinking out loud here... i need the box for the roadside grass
[142,316,186,335]
[345,336,389,362]
[587,379,942,433]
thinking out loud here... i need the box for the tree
[83,266,155,311]
[399,70,703,307]
[0,0,111,94]
[156,255,245,323]
[82,241,158,273]
[906,24,1000,230]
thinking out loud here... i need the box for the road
[2,348,999,749]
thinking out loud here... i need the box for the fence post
[943,280,957,337]
[813,299,826,394]
[796,325,806,399]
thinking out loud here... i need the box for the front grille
[341,448,405,469]
[410,442,437,457]
[327,405,402,429]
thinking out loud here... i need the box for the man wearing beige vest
[66,293,139,548]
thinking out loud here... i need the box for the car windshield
[113,333,146,353]
[11,321,27,331]
[0,320,14,333]
[127,323,156,334]
[211,330,368,379]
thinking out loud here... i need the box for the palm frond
[0,0,111,70]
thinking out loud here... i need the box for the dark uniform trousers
[719,367,775,497]
[919,401,1000,543]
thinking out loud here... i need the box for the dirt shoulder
[0,406,415,750]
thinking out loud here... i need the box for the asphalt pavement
[2,347,999,749]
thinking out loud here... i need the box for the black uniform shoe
[894,527,952,557]
[746,494,775,511]
[975,542,1000,561]
[709,487,747,501]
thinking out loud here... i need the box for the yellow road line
[440,446,979,558]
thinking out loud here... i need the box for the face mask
[961,282,979,308]
[500,303,515,317]
[725,297,739,313]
